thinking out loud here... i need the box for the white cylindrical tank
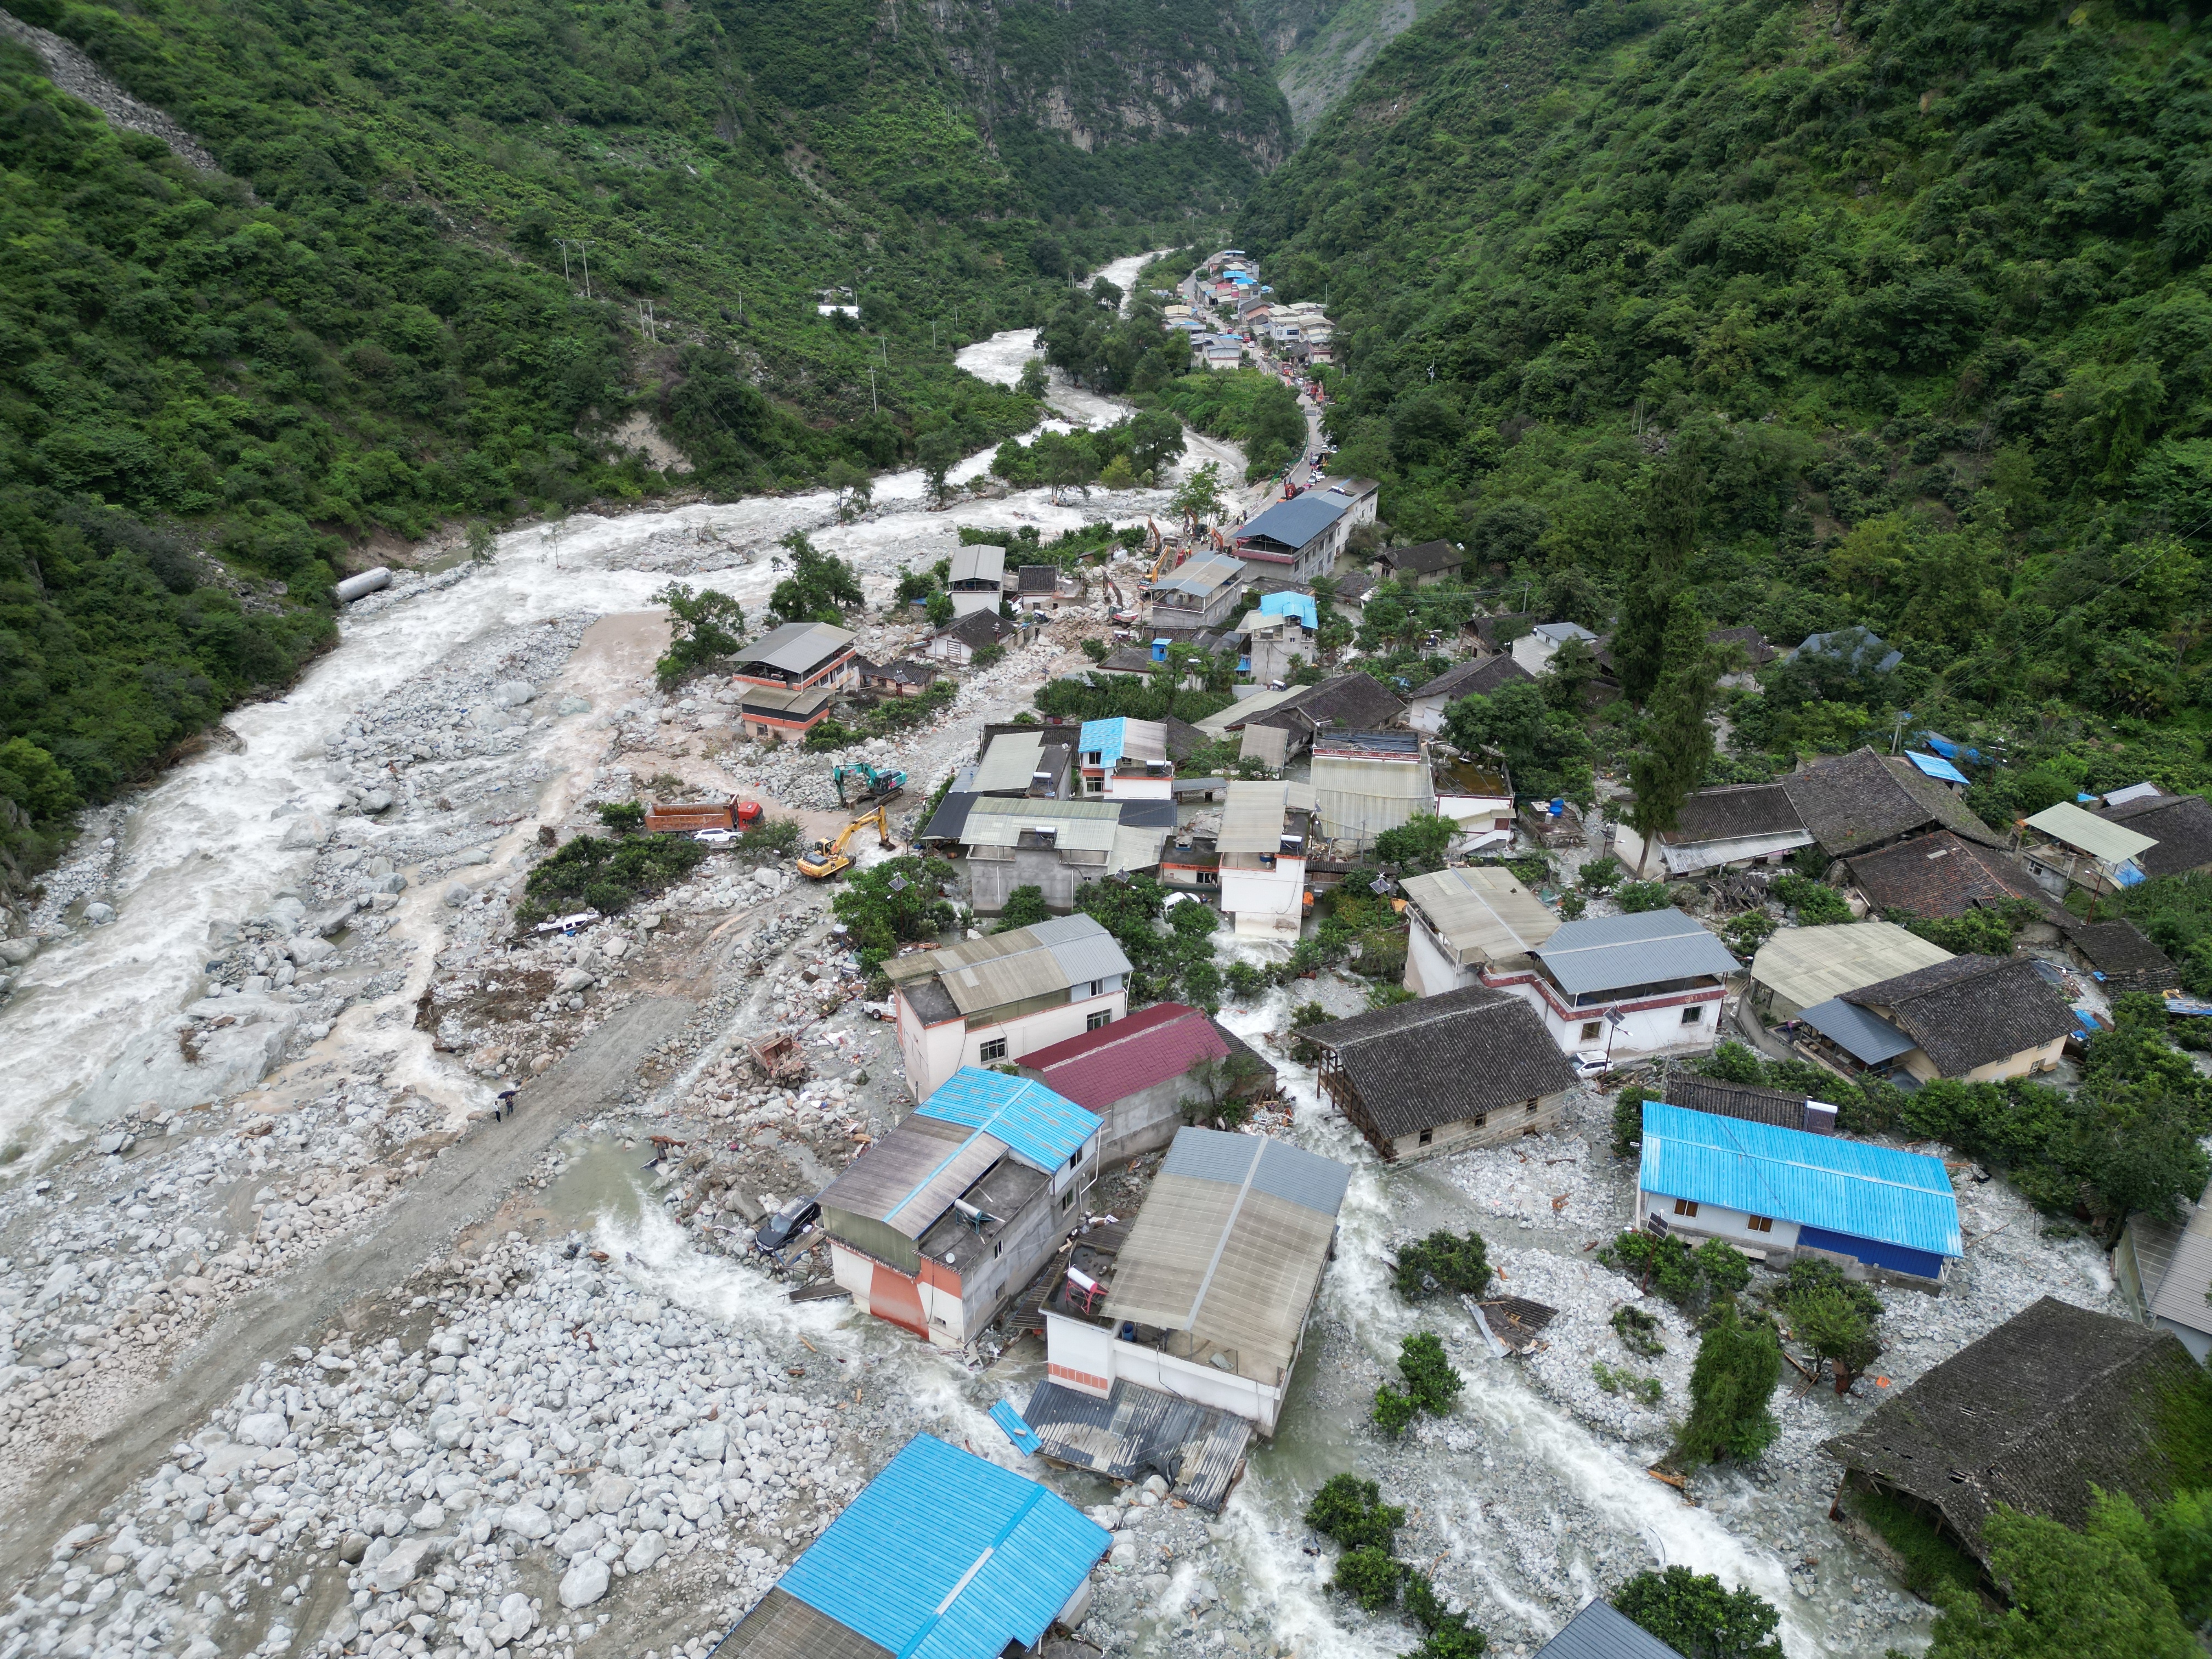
[335,567,392,602]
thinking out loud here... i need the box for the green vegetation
[1610,1083,1652,1158]
[1374,811,1455,872]
[1302,1472,1490,1651]
[1178,1048,1271,1130]
[1925,1493,2202,1659]
[652,584,747,689]
[992,885,1054,934]
[1842,1484,1983,1600]
[1392,1229,1493,1300]
[2107,872,2212,997]
[1772,873,1854,927]
[1070,874,1224,1008]
[519,830,702,923]
[1375,1329,1464,1435]
[1240,0,2212,817]
[764,534,863,629]
[1894,899,2041,958]
[1614,880,1675,913]
[1443,681,1593,806]
[733,816,802,859]
[1599,1229,1750,1313]
[1303,1472,1405,1551]
[1611,1304,1664,1358]
[1591,1360,1663,1406]
[594,800,645,833]
[832,854,956,974]
[1612,1567,1782,1659]
[1677,1298,1782,1466]
[1775,1258,1883,1395]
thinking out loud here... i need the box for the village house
[854,656,938,698]
[1841,830,2047,920]
[727,619,857,737]
[819,1068,1101,1348]
[2117,1173,2212,1364]
[1215,778,1313,938]
[1404,654,1534,735]
[1313,476,1378,524]
[1375,539,1463,586]
[969,726,1079,800]
[1511,620,1601,678]
[1200,336,1244,369]
[720,1431,1109,1659]
[927,607,1019,667]
[1781,747,2010,864]
[1245,591,1318,683]
[1835,954,2077,1082]
[1142,551,1247,630]
[1017,1001,1275,1164]
[1013,565,1068,614]
[1309,986,1578,1162]
[1311,730,1432,847]
[1748,921,1953,1022]
[1637,1102,1961,1280]
[1229,493,1350,584]
[946,543,1008,617]
[2097,786,2212,878]
[1040,1126,1351,1436]
[1900,748,1971,794]
[2016,799,2159,897]
[952,796,1175,915]
[1075,716,1175,799]
[732,682,835,742]
[1532,1602,1688,1659]
[1661,1069,1839,1135]
[1612,783,1812,879]
[1520,797,1587,847]
[1205,673,1407,764]
[1400,863,1559,997]
[1431,751,1515,849]
[885,916,1133,1100]
[2057,915,2178,996]
[1822,1297,2212,1569]
[1489,910,1741,1061]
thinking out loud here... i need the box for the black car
[755,1196,820,1254]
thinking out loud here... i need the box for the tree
[1375,812,1454,872]
[1017,357,1049,399]
[1397,1330,1464,1415]
[1675,1299,1781,1465]
[1393,1231,1492,1299]
[1542,635,1600,712]
[1304,1474,1404,1549]
[916,429,963,507]
[1403,1575,1491,1657]
[831,854,956,972]
[1926,1501,2198,1659]
[925,591,955,629]
[1627,597,1721,874]
[651,582,747,687]
[992,885,1053,932]
[1442,681,1595,806]
[767,532,864,625]
[595,800,645,834]
[1612,1566,1783,1659]
[1172,461,1227,531]
[1331,1546,1407,1612]
[0,738,83,820]
[464,520,495,562]
[1127,409,1187,474]
[827,456,873,521]
[1790,1285,1882,1394]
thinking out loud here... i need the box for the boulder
[359,789,396,814]
[443,884,472,909]
[278,816,331,853]
[284,935,335,966]
[361,873,407,896]
[557,696,592,716]
[498,1593,535,1638]
[555,967,595,994]
[588,1474,635,1515]
[0,938,36,967]
[558,1558,610,1610]
[82,902,115,926]
[234,1413,288,1448]
[369,1538,431,1593]
[623,1532,666,1573]
[500,1502,553,1542]
[552,1519,602,1560]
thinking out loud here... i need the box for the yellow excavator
[796,804,895,882]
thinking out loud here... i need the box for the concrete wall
[1897,1034,2066,1085]
[1093,1077,1188,1165]
[1043,1312,1288,1434]
[967,850,1102,916]
[1485,967,1724,1060]
[1221,860,1303,937]
[1404,917,1479,1000]
[1384,1093,1567,1163]
[1633,1190,1802,1257]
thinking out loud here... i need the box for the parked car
[693,827,737,847]
[1571,1049,1612,1081]
[754,1196,820,1254]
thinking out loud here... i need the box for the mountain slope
[1241,0,2212,793]
[1244,0,1443,133]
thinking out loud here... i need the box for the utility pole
[555,240,572,283]
[868,368,878,413]
[577,242,591,300]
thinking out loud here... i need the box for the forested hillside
[0,0,1274,826]
[1245,0,1445,132]
[1242,0,2212,804]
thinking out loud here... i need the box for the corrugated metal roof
[1797,996,1918,1065]
[1079,717,1128,767]
[1030,913,1137,984]
[818,1110,1004,1238]
[1531,620,1599,645]
[959,799,1122,855]
[1532,1599,1686,1659]
[776,1434,1109,1659]
[1019,1378,1253,1513]
[1402,866,1559,964]
[1234,493,1347,552]
[718,1585,892,1659]
[2148,1225,2212,1338]
[1531,911,1741,996]
[882,916,1131,1011]
[1256,592,1318,629]
[1218,781,1294,853]
[1195,685,1301,734]
[1904,750,1971,786]
[970,733,1045,794]
[987,1401,1042,1455]
[2103,781,2163,808]
[947,544,1006,587]
[916,1068,1101,1172]
[1102,1128,1348,1382]
[1240,724,1290,771]
[2025,800,2159,866]
[1020,1005,1229,1112]
[1750,922,1951,1011]
[1149,552,1244,597]
[1639,1103,1962,1257]
[733,621,856,675]
[1078,717,1166,769]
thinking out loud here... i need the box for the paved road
[0,996,694,1587]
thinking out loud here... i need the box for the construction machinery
[832,763,906,809]
[797,804,894,881]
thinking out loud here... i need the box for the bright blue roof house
[719,1433,1111,1659]
[1637,1102,1962,1282]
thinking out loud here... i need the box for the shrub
[802,718,859,752]
[1675,1299,1782,1465]
[1331,1545,1407,1613]
[1616,880,1673,912]
[1776,1258,1882,1392]
[595,800,645,833]
[993,885,1054,932]
[1611,1305,1665,1357]
[1372,1386,1419,1437]
[1722,909,1776,956]
[1597,1229,1747,1312]
[1560,889,1588,919]
[1303,1473,1404,1550]
[1592,1361,1664,1405]
[1613,1566,1783,1658]
[1223,960,1268,1000]
[1843,1484,1982,1598]
[1375,812,1455,872]
[1579,854,1623,892]
[1611,1084,1650,1158]
[520,831,704,924]
[1773,872,1853,925]
[1393,1231,1493,1299]
[735,816,803,857]
[1404,1575,1490,1656]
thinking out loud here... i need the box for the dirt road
[0,994,693,1587]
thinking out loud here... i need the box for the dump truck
[645,795,763,834]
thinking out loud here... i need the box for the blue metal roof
[777,1434,1109,1659]
[915,1068,1102,1172]
[1639,1103,1961,1257]
[988,1401,1041,1455]
[1079,717,1128,768]
[1797,996,1918,1065]
[1235,493,1347,553]
[1904,750,1970,786]
[1257,591,1318,629]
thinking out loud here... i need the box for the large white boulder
[558,1558,609,1609]
[500,1503,553,1542]
[234,1413,288,1448]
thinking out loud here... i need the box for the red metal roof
[1018,1003,1228,1111]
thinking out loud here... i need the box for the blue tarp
[1257,591,1318,629]
[1903,751,1970,786]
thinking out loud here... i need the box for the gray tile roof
[1410,655,1534,703]
[1533,1599,1686,1659]
[1661,782,1807,846]
[2101,791,2212,878]
[1846,831,2047,918]
[1781,748,2006,856]
[1662,1069,1810,1131]
[1531,911,1742,997]
[1821,1296,2212,1560]
[1307,986,1577,1136]
[1840,953,2077,1076]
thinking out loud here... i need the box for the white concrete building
[1399,864,1559,999]
[1485,909,1740,1062]
[1511,620,1600,678]
[1215,779,1312,939]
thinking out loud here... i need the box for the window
[1197,870,1219,886]
[992,1242,1002,1258]
[1580,1021,1602,1041]
[978,1036,1007,1063]
[1673,1199,1699,1218]
[1068,1148,1082,1169]
[1470,1113,1487,1130]
[1747,1215,1773,1233]
[1418,1128,1434,1146]
[1524,1101,1538,1115]
[1680,1006,1704,1025]
[1060,1190,1075,1211]
[1087,1010,1112,1032]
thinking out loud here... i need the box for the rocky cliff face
[1243,0,1441,134]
